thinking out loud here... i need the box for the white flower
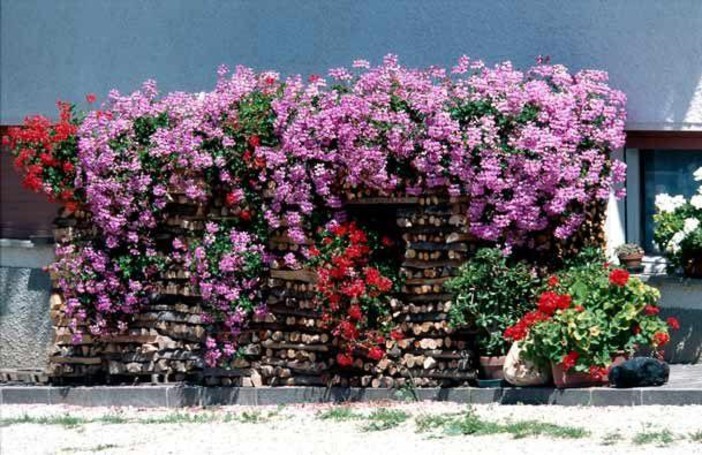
[655,193,686,213]
[683,217,700,234]
[694,166,702,182]
[692,194,702,210]
[666,231,687,254]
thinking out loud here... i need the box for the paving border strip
[2,386,702,407]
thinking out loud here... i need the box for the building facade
[1,0,701,368]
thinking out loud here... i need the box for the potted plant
[653,167,702,278]
[614,243,645,271]
[446,248,539,386]
[505,253,678,388]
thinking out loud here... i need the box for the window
[640,149,702,252]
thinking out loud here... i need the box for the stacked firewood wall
[45,193,606,386]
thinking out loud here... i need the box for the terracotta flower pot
[551,363,606,388]
[479,356,506,380]
[618,252,643,270]
[551,355,628,388]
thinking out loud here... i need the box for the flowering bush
[505,258,677,378]
[2,55,628,366]
[309,222,400,367]
[187,223,268,366]
[654,167,702,275]
[446,248,540,356]
[3,101,82,210]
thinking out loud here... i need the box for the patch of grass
[414,409,588,441]
[504,420,589,439]
[632,429,676,446]
[60,444,119,453]
[141,412,217,425]
[360,408,410,432]
[0,414,88,428]
[97,413,129,425]
[444,411,502,436]
[238,410,265,423]
[415,413,458,433]
[601,431,622,446]
[689,430,702,442]
[317,407,361,421]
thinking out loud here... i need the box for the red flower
[336,352,354,367]
[556,294,572,310]
[85,93,97,104]
[308,246,320,257]
[347,305,362,321]
[331,224,347,237]
[667,317,680,331]
[62,162,74,173]
[609,269,630,287]
[574,305,584,312]
[308,74,321,83]
[341,279,366,298]
[537,291,559,315]
[589,365,608,380]
[653,332,670,346]
[338,320,358,340]
[381,236,393,247]
[390,329,404,341]
[225,191,239,207]
[504,322,528,341]
[632,324,641,335]
[348,228,367,245]
[643,305,660,316]
[367,346,384,361]
[248,135,261,148]
[560,351,579,371]
[547,275,559,288]
[239,210,252,221]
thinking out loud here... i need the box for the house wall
[1,0,701,371]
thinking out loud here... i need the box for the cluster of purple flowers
[52,55,626,366]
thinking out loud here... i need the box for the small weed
[141,412,216,425]
[360,408,410,432]
[690,430,702,442]
[239,411,265,423]
[415,414,458,433]
[317,407,361,421]
[97,413,129,425]
[632,429,676,446]
[394,381,419,402]
[444,411,502,436]
[0,414,87,428]
[60,444,119,453]
[601,431,622,446]
[504,420,589,439]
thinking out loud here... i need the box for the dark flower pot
[683,255,702,279]
[479,355,506,380]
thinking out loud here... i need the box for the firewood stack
[43,190,606,387]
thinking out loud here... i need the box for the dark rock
[609,358,669,388]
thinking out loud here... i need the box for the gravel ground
[1,402,702,454]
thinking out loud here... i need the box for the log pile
[41,191,606,387]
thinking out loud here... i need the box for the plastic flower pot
[479,356,506,380]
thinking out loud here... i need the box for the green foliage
[520,260,669,371]
[360,408,410,432]
[632,429,676,446]
[445,248,539,356]
[317,407,361,421]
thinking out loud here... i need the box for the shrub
[506,256,678,376]
[653,167,702,274]
[445,248,539,356]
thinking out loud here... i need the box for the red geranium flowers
[311,222,398,368]
[609,268,630,287]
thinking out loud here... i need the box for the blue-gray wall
[2,0,702,129]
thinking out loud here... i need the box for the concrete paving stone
[549,388,592,406]
[431,388,471,403]
[642,388,702,405]
[203,387,256,406]
[257,387,326,405]
[591,388,642,406]
[167,386,201,407]
[501,387,553,405]
[2,386,51,404]
[468,387,502,404]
